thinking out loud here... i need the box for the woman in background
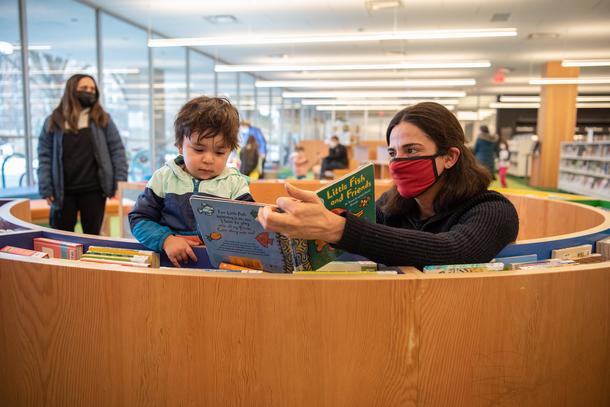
[239,135,260,178]
[474,125,499,179]
[37,74,128,235]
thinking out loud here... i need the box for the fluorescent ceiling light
[0,41,13,55]
[283,90,467,98]
[562,59,610,67]
[491,102,610,109]
[500,95,610,103]
[457,109,495,121]
[366,0,402,11]
[27,68,140,75]
[215,60,491,73]
[316,105,455,111]
[12,44,52,51]
[256,79,475,88]
[302,99,460,106]
[148,28,517,47]
[528,77,610,85]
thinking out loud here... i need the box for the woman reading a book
[258,102,519,269]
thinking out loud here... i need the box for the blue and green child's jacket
[128,156,252,252]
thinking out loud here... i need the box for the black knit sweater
[335,190,519,269]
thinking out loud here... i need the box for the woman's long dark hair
[47,74,109,133]
[381,102,492,216]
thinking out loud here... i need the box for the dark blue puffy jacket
[37,115,128,210]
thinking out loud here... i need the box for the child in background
[129,97,252,267]
[291,145,309,179]
[239,135,260,179]
[498,141,510,188]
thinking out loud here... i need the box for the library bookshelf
[559,141,610,199]
[0,189,609,406]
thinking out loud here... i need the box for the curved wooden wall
[0,256,608,406]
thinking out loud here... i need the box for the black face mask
[76,91,97,108]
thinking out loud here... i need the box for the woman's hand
[257,183,346,243]
[162,235,198,268]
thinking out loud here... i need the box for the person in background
[319,135,348,179]
[37,74,128,235]
[291,145,309,179]
[258,102,519,269]
[129,97,252,267]
[239,135,260,178]
[240,120,267,178]
[498,141,511,188]
[473,125,499,179]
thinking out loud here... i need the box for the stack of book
[33,237,83,259]
[596,237,610,261]
[1,246,49,258]
[80,246,159,268]
[422,262,505,273]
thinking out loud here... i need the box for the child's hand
[163,235,198,268]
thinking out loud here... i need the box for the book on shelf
[80,245,160,268]
[190,163,375,273]
[510,259,576,270]
[551,244,592,260]
[422,262,505,273]
[596,236,610,261]
[493,254,538,268]
[33,237,83,260]
[1,245,49,258]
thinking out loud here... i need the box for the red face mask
[389,154,442,198]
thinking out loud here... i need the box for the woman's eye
[388,151,396,158]
[406,148,417,155]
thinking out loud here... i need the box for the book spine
[423,262,505,273]
[1,246,49,258]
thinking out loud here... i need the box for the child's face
[179,133,231,180]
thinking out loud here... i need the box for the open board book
[190,163,375,273]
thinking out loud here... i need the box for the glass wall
[27,0,97,186]
[0,0,26,189]
[1,0,305,194]
[102,13,150,180]
[217,71,237,104]
[238,73,255,122]
[152,45,187,169]
[189,50,214,99]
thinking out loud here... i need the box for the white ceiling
[85,0,610,109]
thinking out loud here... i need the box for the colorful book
[86,246,160,268]
[315,261,378,272]
[422,262,505,273]
[190,163,375,273]
[33,237,83,260]
[1,245,49,258]
[80,256,151,267]
[511,259,576,270]
[494,254,538,269]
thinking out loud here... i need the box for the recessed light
[490,13,511,22]
[203,15,238,24]
[527,32,560,40]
